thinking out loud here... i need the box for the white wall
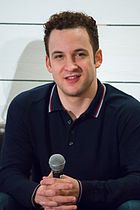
[0,0,140,122]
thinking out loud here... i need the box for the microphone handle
[52,170,63,178]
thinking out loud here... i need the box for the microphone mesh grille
[49,154,66,172]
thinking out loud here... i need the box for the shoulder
[8,82,55,113]
[104,83,140,108]
[12,82,54,103]
[104,83,140,119]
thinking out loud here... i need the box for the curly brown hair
[44,11,99,56]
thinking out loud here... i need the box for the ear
[95,49,103,68]
[45,55,52,73]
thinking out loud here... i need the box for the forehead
[48,28,92,51]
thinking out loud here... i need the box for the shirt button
[69,141,74,146]
[67,119,71,124]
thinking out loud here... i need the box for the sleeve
[79,175,140,209]
[78,99,140,209]
[0,94,39,208]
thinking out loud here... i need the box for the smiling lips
[64,74,81,83]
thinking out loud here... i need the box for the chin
[63,89,83,97]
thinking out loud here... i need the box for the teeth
[68,76,76,79]
[66,75,79,79]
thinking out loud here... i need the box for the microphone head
[49,154,66,172]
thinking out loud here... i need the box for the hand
[34,174,79,210]
[58,175,80,200]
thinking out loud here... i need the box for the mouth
[64,74,81,80]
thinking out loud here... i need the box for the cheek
[49,66,62,80]
[80,60,95,72]
[82,57,94,66]
[50,61,63,72]
[77,60,88,70]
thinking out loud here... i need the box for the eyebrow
[51,48,88,57]
[51,51,63,56]
[74,48,87,52]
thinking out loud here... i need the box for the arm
[79,174,140,209]
[78,100,140,209]
[0,95,38,208]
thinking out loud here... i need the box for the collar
[48,80,106,118]
[48,84,63,112]
[92,81,106,118]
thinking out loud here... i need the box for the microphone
[49,154,66,178]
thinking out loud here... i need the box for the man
[0,11,140,210]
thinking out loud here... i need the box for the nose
[64,56,77,71]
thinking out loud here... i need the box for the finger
[38,189,56,197]
[53,195,76,205]
[54,204,77,210]
[60,174,69,179]
[40,196,76,209]
[48,171,53,177]
[40,177,56,185]
[60,175,74,182]
[41,172,53,182]
[44,204,77,210]
[40,199,58,208]
[41,177,71,185]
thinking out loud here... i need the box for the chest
[48,111,120,180]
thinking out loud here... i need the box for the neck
[65,97,92,120]
[58,83,98,120]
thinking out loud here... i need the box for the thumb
[60,174,71,180]
[48,171,53,178]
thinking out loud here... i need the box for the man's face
[46,27,102,98]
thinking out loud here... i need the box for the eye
[75,51,87,58]
[78,52,86,57]
[53,54,64,60]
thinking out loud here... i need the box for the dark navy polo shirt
[1,79,140,210]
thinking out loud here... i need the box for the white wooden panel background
[0,0,140,123]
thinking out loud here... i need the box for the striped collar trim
[48,83,106,117]
[93,83,106,118]
[48,84,56,112]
